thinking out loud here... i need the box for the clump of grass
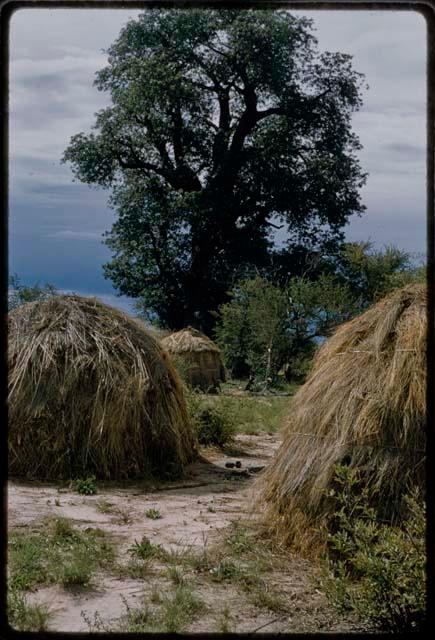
[160,584,204,632]
[82,587,204,633]
[61,555,92,587]
[116,557,154,580]
[128,536,163,560]
[173,519,290,615]
[95,501,133,524]
[8,517,115,592]
[113,507,133,525]
[8,589,51,631]
[52,516,76,539]
[209,558,244,582]
[95,499,115,514]
[248,584,287,613]
[145,508,162,520]
[73,476,97,495]
[216,604,234,633]
[150,586,162,604]
[165,565,187,586]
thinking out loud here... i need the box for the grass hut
[161,327,226,391]
[261,283,426,552]
[8,295,196,480]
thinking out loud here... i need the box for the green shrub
[319,465,426,632]
[73,476,97,495]
[145,508,162,520]
[187,392,235,447]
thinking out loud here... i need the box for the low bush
[73,476,97,495]
[187,392,236,447]
[319,465,426,632]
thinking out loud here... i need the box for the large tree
[63,8,367,332]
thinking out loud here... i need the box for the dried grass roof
[8,295,196,480]
[161,326,221,354]
[260,283,427,552]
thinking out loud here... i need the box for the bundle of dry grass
[260,283,426,553]
[161,327,226,391]
[8,295,196,480]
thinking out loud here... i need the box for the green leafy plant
[319,465,426,632]
[73,476,97,495]
[145,508,162,520]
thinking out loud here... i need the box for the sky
[8,7,427,314]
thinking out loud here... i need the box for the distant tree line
[214,242,425,388]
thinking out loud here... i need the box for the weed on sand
[8,589,51,631]
[82,584,204,633]
[157,520,289,615]
[8,517,115,591]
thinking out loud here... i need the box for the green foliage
[215,277,288,383]
[145,508,162,520]
[73,476,97,495]
[215,244,425,385]
[63,9,367,332]
[334,242,425,308]
[320,465,426,632]
[215,275,354,384]
[8,274,57,311]
[187,391,236,446]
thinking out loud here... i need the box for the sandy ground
[8,434,364,633]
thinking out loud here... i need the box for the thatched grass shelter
[8,295,196,480]
[161,327,226,391]
[260,283,426,552]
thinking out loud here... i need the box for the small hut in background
[161,327,226,392]
[260,283,426,553]
[8,295,196,480]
